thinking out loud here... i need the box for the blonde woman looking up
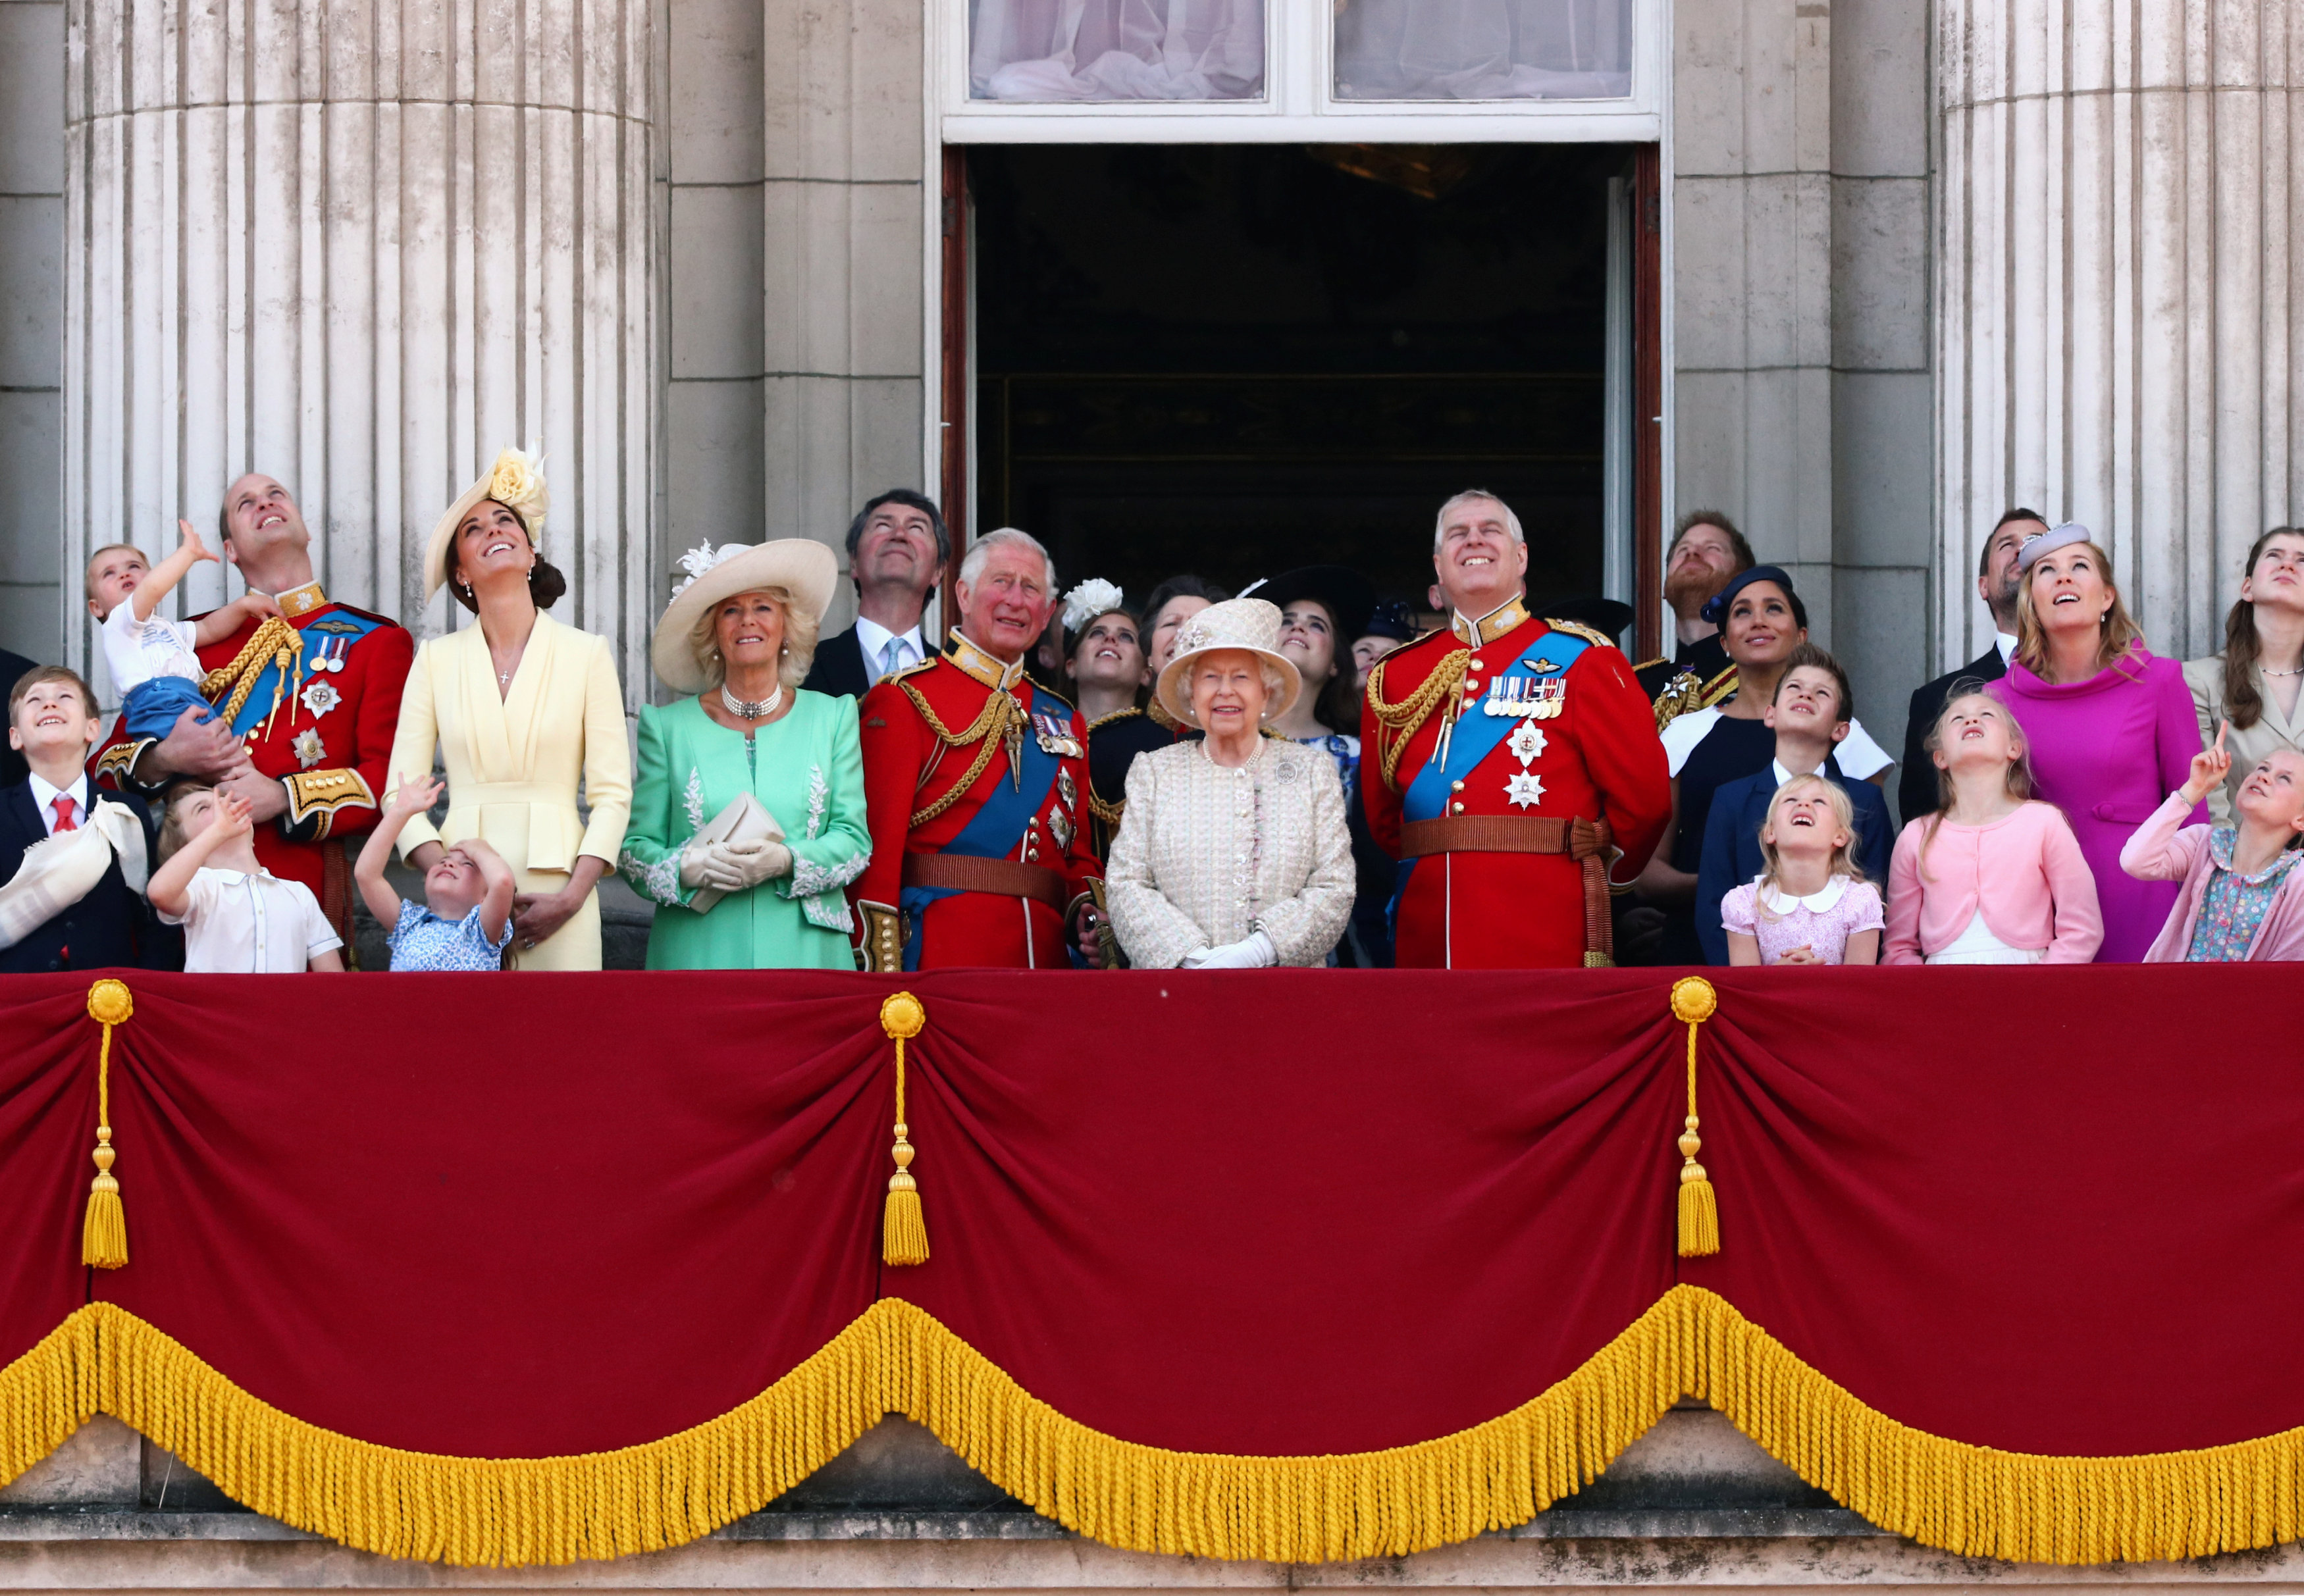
[386,448,631,969]
[1104,599,1353,970]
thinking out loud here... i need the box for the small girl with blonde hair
[1719,774,1884,965]
[1883,685,2103,964]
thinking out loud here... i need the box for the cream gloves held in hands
[678,837,793,895]
[1179,929,1276,969]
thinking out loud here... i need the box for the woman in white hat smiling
[1103,598,1354,969]
[616,537,870,969]
[385,448,631,969]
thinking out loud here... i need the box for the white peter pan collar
[1757,875,1849,915]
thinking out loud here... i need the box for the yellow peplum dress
[385,613,631,970]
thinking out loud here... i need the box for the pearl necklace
[721,682,784,721]
[2264,665,2304,679]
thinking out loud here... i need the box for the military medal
[300,679,342,720]
[1032,711,1084,759]
[1505,771,1545,810]
[1508,721,1546,765]
[1058,767,1078,811]
[1048,804,1075,852]
[292,728,327,769]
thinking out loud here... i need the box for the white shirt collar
[1757,874,1850,915]
[854,615,925,676]
[28,771,90,832]
[1995,631,2018,665]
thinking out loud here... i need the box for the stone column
[63,0,658,698]
[1937,0,2301,667]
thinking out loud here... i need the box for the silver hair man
[957,526,1059,594]
[1431,490,1526,553]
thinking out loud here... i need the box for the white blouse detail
[1104,738,1355,970]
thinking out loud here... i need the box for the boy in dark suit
[0,666,170,973]
[1694,644,1895,964]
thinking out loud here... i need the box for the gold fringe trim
[6,1289,2304,1568]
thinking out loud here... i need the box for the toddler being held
[1719,774,1884,965]
[87,524,280,742]
[356,777,515,970]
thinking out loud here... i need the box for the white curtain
[969,0,1265,100]
[1332,0,1631,99]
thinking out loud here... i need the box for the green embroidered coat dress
[619,692,870,969]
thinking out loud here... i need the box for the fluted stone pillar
[1937,0,2301,667]
[63,0,658,700]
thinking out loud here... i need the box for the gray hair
[958,527,1058,594]
[1432,490,1525,553]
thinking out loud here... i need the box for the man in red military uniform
[1362,490,1671,968]
[93,473,413,942]
[851,527,1104,971]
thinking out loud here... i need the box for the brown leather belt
[1398,815,1617,967]
[903,853,1070,914]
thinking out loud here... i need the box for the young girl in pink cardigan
[2119,729,2304,961]
[1884,687,2103,964]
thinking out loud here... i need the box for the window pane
[1333,0,1631,100]
[969,0,1265,100]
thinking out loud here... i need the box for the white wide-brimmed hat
[423,446,550,603]
[650,538,840,694]
[1154,597,1302,725]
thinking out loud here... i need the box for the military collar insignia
[944,631,1027,692]
[1450,596,1531,648]
[273,581,328,619]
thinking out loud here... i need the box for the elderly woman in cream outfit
[1105,598,1354,969]
[385,449,632,969]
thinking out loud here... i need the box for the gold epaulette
[1652,664,1741,733]
[1544,619,1618,650]
[883,656,940,686]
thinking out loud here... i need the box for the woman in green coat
[620,538,870,969]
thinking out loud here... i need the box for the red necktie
[50,794,78,833]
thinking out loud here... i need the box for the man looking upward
[1638,510,1754,725]
[804,490,949,699]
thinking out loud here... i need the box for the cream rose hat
[1154,597,1302,725]
[423,446,550,602]
[650,538,840,694]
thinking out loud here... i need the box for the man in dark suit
[0,647,39,789]
[1896,508,2042,825]
[1694,644,1895,965]
[0,666,171,973]
[802,490,949,701]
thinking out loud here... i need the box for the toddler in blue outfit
[355,775,516,970]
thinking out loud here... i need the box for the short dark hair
[1981,507,2047,578]
[1670,510,1756,574]
[1773,640,1854,725]
[1142,575,1230,629]
[845,491,951,572]
[9,665,94,725]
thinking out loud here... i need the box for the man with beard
[1636,511,1755,728]
[803,490,948,699]
[1895,507,2041,825]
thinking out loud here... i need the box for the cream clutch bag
[687,790,785,914]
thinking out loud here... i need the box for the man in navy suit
[1694,644,1895,964]
[802,490,949,701]
[0,667,170,973]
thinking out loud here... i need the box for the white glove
[1180,929,1276,970]
[721,837,793,889]
[679,840,747,894]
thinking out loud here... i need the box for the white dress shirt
[1995,631,2018,665]
[27,772,91,835]
[853,616,926,684]
[159,865,342,973]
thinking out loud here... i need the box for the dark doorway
[966,143,1631,617]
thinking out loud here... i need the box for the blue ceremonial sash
[219,609,386,736]
[1390,632,1592,923]
[899,704,1062,971]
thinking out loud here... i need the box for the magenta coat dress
[1991,650,2207,962]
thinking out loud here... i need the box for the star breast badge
[1505,770,1545,810]
[292,728,327,769]
[1507,720,1546,767]
[300,679,342,720]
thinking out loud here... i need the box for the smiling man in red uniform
[1362,490,1670,968]
[851,527,1103,971]
[92,474,413,942]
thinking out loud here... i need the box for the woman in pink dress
[1990,524,2205,962]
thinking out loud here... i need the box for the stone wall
[0,0,65,665]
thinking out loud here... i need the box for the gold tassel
[1669,976,1719,1258]
[879,992,929,1266]
[82,979,133,1270]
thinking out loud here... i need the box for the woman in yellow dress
[384,449,632,969]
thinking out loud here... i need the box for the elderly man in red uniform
[1362,490,1670,968]
[851,527,1103,971]
[93,473,414,942]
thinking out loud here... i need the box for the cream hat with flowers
[650,538,840,694]
[1154,597,1302,726]
[423,446,550,602]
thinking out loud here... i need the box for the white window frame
[931,0,1662,145]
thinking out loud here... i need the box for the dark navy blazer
[0,780,175,973]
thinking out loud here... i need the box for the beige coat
[386,613,632,969]
[2184,656,2304,825]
